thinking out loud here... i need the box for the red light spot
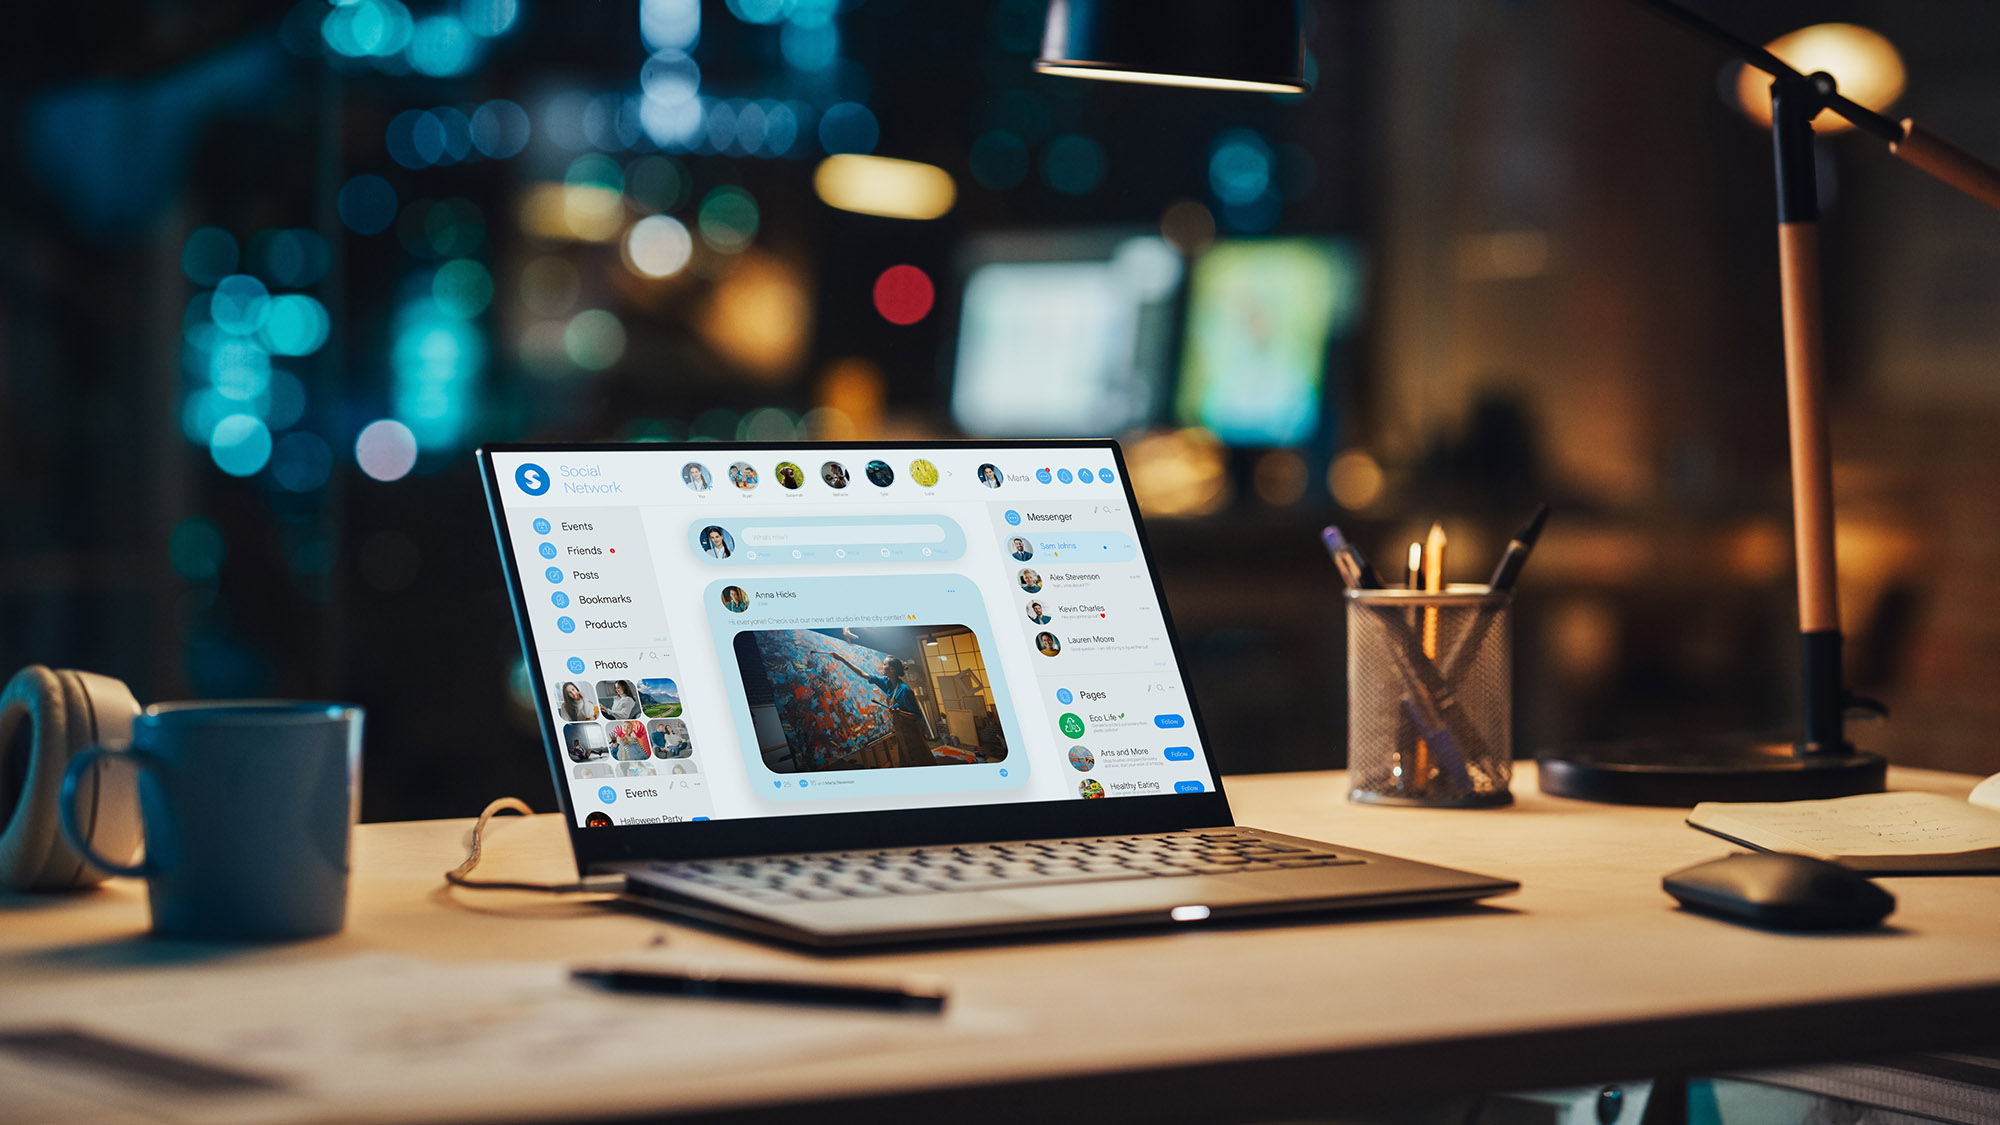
[872,265,934,326]
[608,548,616,553]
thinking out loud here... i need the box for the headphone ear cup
[0,665,143,891]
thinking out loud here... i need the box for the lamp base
[1536,735,1886,807]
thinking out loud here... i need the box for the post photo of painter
[732,624,1008,774]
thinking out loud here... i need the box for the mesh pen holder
[1347,586,1513,808]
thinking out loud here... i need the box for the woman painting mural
[822,651,937,768]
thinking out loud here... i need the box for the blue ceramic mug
[59,701,363,940]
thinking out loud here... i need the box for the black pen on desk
[572,965,948,1012]
[1320,526,1383,590]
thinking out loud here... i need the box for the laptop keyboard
[648,830,1363,905]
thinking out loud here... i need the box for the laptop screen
[483,442,1221,834]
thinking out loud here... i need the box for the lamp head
[1035,0,1309,94]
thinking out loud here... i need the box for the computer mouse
[1662,852,1895,931]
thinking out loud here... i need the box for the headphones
[0,666,144,890]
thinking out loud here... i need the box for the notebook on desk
[479,440,1515,947]
[1689,788,2000,873]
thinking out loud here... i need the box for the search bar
[740,524,949,547]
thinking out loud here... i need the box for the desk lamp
[1035,0,2000,804]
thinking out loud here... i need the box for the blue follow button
[1174,780,1205,794]
[1154,714,1185,729]
[1163,746,1194,761]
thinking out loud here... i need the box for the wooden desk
[5,763,1998,1123]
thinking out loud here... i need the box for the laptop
[479,440,1515,948]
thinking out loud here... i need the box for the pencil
[1418,522,1447,789]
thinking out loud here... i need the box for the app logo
[551,591,570,608]
[1056,688,1073,705]
[557,616,576,633]
[1004,509,1021,525]
[598,786,617,804]
[567,656,586,674]
[1035,468,1052,484]
[544,566,563,584]
[1058,712,1086,738]
[532,517,551,535]
[538,542,557,559]
[515,463,550,495]
[1056,468,1074,484]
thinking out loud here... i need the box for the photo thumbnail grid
[552,672,698,781]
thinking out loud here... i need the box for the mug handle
[59,745,149,878]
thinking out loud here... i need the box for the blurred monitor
[948,230,1183,437]
[1174,237,1365,447]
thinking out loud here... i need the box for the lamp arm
[1892,121,2000,212]
[1630,0,2000,213]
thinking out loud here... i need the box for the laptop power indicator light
[1170,905,1212,922]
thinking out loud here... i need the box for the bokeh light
[623,214,694,278]
[1329,450,1386,510]
[813,154,955,220]
[259,294,331,356]
[422,197,486,257]
[697,186,760,253]
[1041,134,1106,196]
[433,258,495,318]
[1112,236,1184,301]
[250,228,331,288]
[1734,23,1906,131]
[209,414,274,478]
[627,155,688,211]
[726,0,792,25]
[338,175,398,235]
[408,15,476,77]
[781,22,838,71]
[323,0,414,58]
[698,253,812,376]
[1160,198,1216,254]
[461,0,517,37]
[872,264,934,325]
[180,389,233,446]
[356,418,420,482]
[181,227,239,286]
[818,102,879,155]
[520,256,581,315]
[565,309,627,370]
[641,50,701,106]
[392,303,484,450]
[169,518,227,582]
[968,130,1029,191]
[264,369,308,430]
[271,431,334,492]
[434,106,473,162]
[469,99,531,158]
[737,406,800,441]
[1209,129,1272,205]
[641,0,701,52]
[211,275,272,335]
[387,109,435,168]
[209,337,272,401]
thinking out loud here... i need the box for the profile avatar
[721,585,749,613]
[1018,569,1042,593]
[682,463,711,491]
[977,463,1002,488]
[821,461,850,489]
[1078,778,1105,799]
[1036,631,1062,657]
[775,461,804,489]
[865,460,894,487]
[1025,601,1050,625]
[701,526,733,559]
[1009,537,1034,562]
[728,462,759,490]
[908,459,939,487]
